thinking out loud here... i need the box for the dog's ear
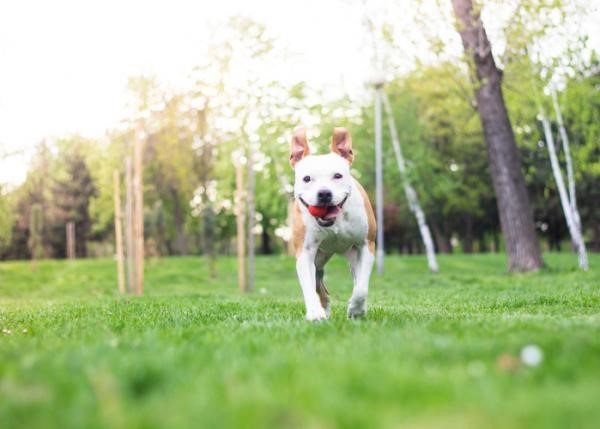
[331,127,354,164]
[290,127,310,168]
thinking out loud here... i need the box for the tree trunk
[477,235,487,252]
[171,187,188,255]
[260,223,272,255]
[451,0,543,272]
[590,221,600,252]
[491,227,499,253]
[463,215,474,253]
[431,220,452,254]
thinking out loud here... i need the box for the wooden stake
[66,221,75,260]
[133,128,145,295]
[235,161,246,293]
[113,170,126,294]
[125,157,135,293]
[246,143,255,293]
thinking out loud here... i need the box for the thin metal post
[374,84,385,275]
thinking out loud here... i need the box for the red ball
[308,205,328,218]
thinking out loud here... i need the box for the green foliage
[351,61,497,252]
[52,143,97,257]
[0,254,599,428]
[0,186,12,251]
[2,6,599,258]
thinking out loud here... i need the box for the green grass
[1,253,599,429]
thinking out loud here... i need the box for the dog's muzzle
[299,194,349,227]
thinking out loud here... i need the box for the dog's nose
[317,189,333,204]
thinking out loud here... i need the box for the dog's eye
[302,175,311,183]
[333,173,343,179]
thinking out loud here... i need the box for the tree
[4,142,55,259]
[28,203,43,271]
[128,78,199,256]
[52,146,97,257]
[451,0,543,271]
[0,148,18,253]
[0,185,13,253]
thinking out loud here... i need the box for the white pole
[374,83,385,275]
[381,92,439,273]
[540,113,588,270]
[550,86,581,231]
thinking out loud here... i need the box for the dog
[290,127,376,321]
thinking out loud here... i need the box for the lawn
[1,253,599,429]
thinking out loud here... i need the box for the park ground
[1,253,599,429]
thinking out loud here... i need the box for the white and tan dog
[290,127,376,321]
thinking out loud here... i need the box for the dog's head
[290,127,354,227]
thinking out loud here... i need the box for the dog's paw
[306,306,328,321]
[347,296,367,319]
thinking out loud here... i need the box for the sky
[0,0,376,185]
[0,0,599,186]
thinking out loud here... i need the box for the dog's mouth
[299,195,348,227]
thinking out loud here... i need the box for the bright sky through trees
[0,0,598,185]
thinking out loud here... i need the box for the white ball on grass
[520,344,543,367]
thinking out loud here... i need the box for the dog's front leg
[296,250,328,321]
[346,242,375,318]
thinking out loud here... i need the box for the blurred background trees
[0,0,597,261]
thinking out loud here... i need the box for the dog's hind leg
[316,269,330,315]
[315,250,333,316]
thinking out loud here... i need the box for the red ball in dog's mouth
[307,205,341,219]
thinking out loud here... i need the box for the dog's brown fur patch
[355,180,376,254]
[292,200,306,256]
